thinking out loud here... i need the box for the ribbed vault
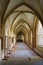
[12,19,32,32]
[14,25,27,35]
[0,0,43,26]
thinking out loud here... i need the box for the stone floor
[8,42,41,60]
[0,42,43,65]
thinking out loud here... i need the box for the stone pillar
[14,37,16,45]
[24,31,28,44]
[0,18,2,60]
[28,30,32,45]
[30,32,32,44]
[0,38,1,60]
[5,36,7,48]
[7,37,10,52]
[32,17,37,49]
[2,36,6,59]
[32,30,36,48]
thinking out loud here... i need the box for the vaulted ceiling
[4,5,36,33]
[0,0,43,25]
[0,0,43,37]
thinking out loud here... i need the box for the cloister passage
[8,42,42,61]
[0,0,43,65]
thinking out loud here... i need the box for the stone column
[0,38,1,60]
[28,30,32,45]
[32,17,37,49]
[5,36,7,48]
[32,30,36,49]
[24,31,28,45]
[2,28,8,60]
[14,36,16,45]
[0,18,2,60]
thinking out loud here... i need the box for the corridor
[0,0,43,65]
[8,42,42,61]
[0,42,43,65]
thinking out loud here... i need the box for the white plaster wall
[36,21,43,47]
